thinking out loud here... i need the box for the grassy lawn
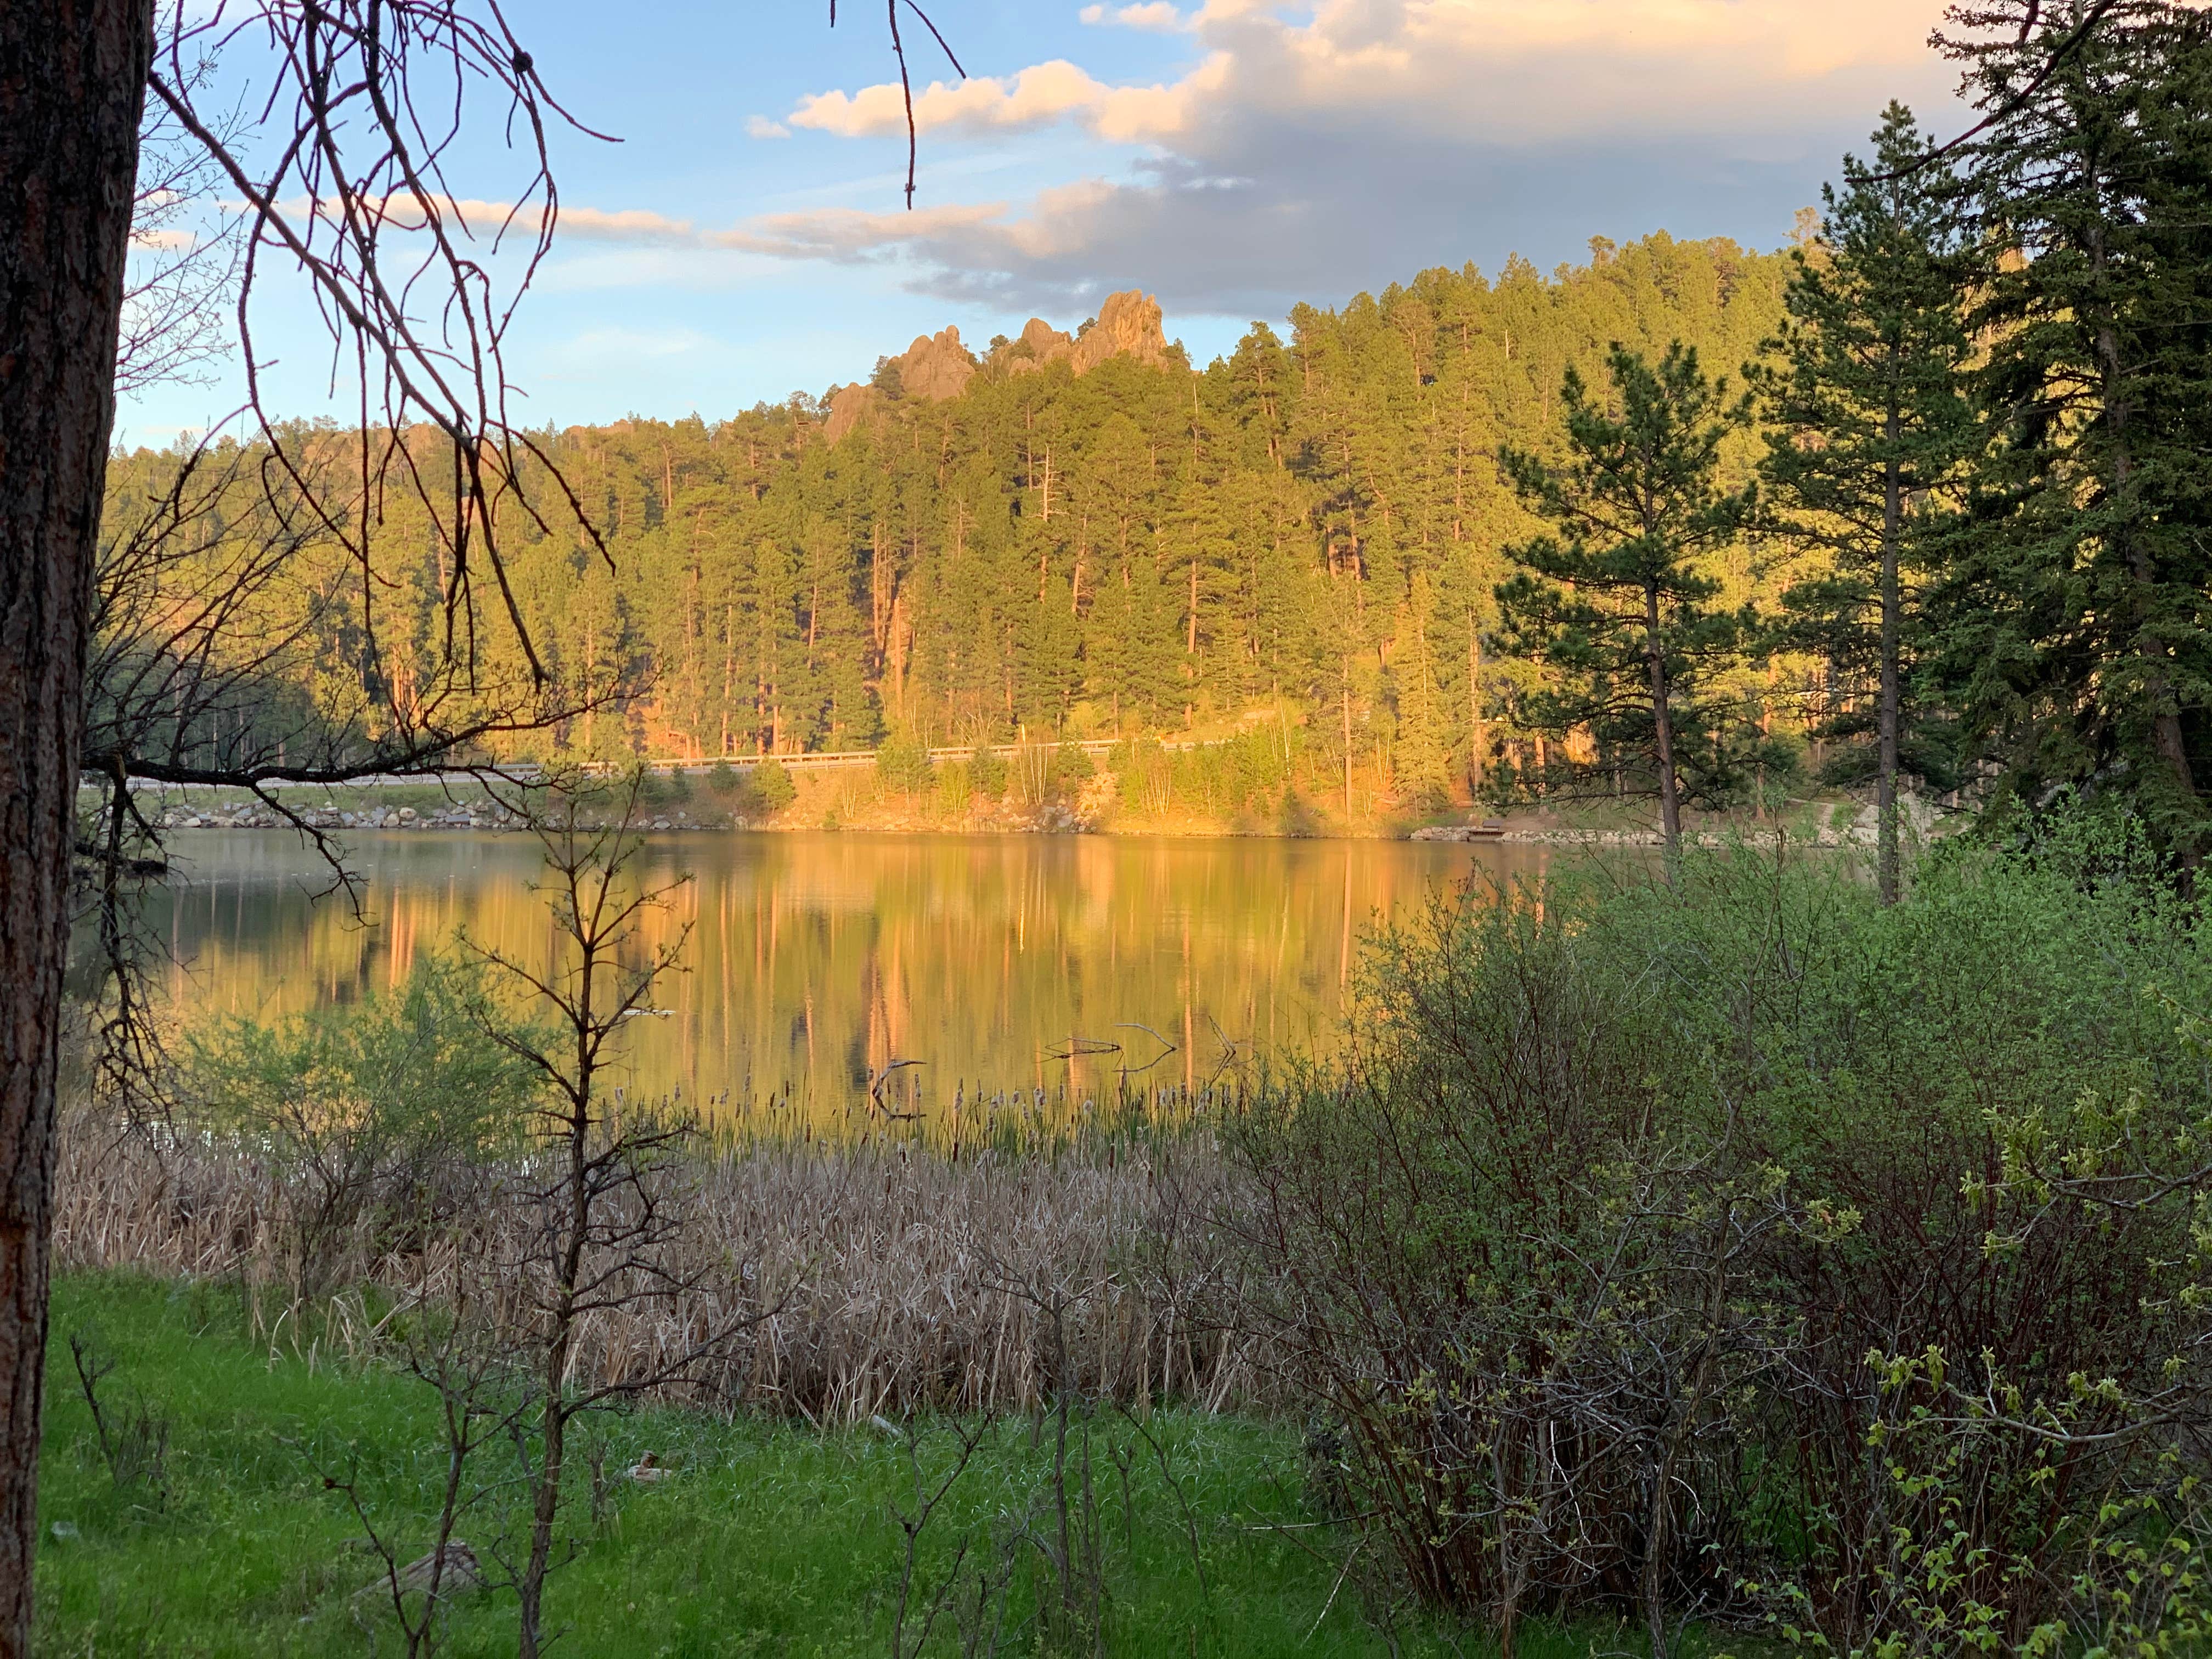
[32,1273,1681,1658]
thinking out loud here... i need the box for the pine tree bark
[0,3,153,1649]
[1879,427,1903,906]
[1645,581,1683,865]
[1468,622,1485,793]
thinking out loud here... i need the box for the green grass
[33,1273,1647,1658]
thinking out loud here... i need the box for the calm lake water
[138,832,1548,1125]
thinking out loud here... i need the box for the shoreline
[145,799,1890,850]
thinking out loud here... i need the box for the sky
[119,0,1967,446]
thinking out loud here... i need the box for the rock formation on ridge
[825,291,1173,442]
[1071,290,1170,374]
[823,324,978,442]
[889,324,979,402]
[1002,315,1074,374]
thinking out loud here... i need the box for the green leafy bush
[640,769,693,808]
[180,955,543,1297]
[1229,824,2212,1654]
[1048,743,1096,791]
[967,747,1008,800]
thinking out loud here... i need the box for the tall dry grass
[53,1113,1273,1420]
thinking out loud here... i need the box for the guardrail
[579,736,1224,776]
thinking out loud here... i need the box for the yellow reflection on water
[139,832,1548,1126]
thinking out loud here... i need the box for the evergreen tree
[1934,1,2212,861]
[1496,344,1761,858]
[1756,102,1980,901]
[1392,569,1454,808]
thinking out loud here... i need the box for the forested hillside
[108,232,1796,810]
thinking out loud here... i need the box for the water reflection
[133,832,1548,1122]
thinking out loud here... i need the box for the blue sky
[120,0,1965,445]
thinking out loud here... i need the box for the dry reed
[53,1113,1275,1420]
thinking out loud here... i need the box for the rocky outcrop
[823,382,879,443]
[893,324,979,401]
[826,292,1175,442]
[1071,290,1169,375]
[1002,316,1074,375]
[824,324,978,442]
[993,293,1170,378]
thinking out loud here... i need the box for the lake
[137,832,1549,1127]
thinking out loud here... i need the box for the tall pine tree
[1497,344,1760,859]
[1757,102,1980,901]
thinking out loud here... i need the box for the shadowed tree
[1930,0,2212,864]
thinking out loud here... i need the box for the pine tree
[1392,570,1454,808]
[1934,1,2212,861]
[1756,102,1980,901]
[1496,343,1761,859]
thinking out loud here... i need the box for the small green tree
[748,760,797,815]
[874,730,934,795]
[967,746,1009,800]
[1757,103,1980,902]
[1496,343,1762,860]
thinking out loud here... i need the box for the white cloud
[1080,3,1188,30]
[556,205,698,242]
[707,201,1026,262]
[746,115,791,139]
[262,190,702,248]
[514,0,1968,321]
[560,325,723,360]
[793,0,1952,149]
[789,57,1228,144]
[740,0,1962,313]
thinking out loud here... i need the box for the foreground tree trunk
[0,4,152,1648]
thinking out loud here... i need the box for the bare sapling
[66,1330,170,1505]
[885,1415,999,1659]
[986,1256,1121,1656]
[466,770,770,1658]
[316,1275,516,1659]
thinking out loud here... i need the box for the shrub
[640,769,692,808]
[933,762,973,816]
[1114,738,1172,816]
[1228,827,2212,1655]
[874,732,934,795]
[749,760,797,814]
[180,955,543,1299]
[1048,743,1096,792]
[967,747,1008,800]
